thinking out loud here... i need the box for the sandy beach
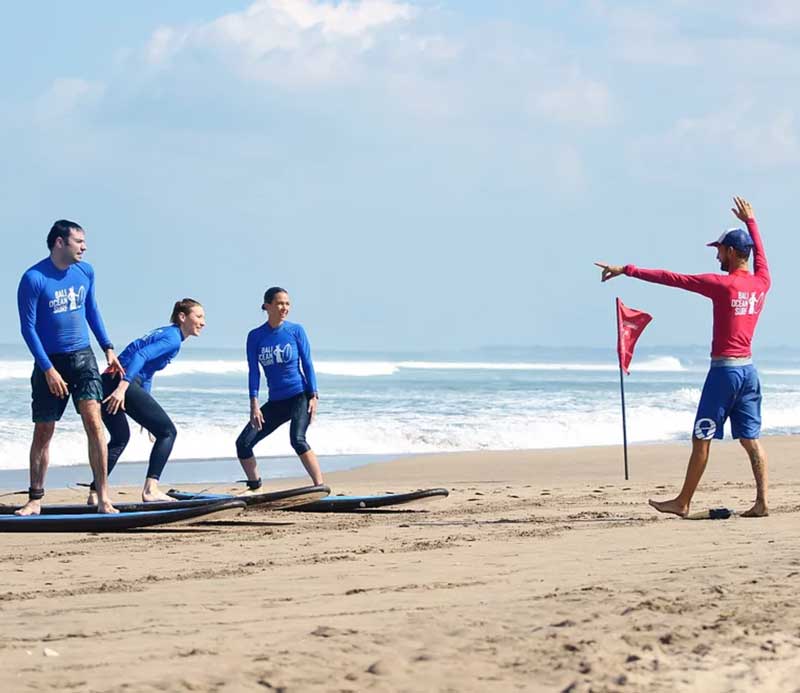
[1,436,799,692]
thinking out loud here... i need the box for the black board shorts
[31,347,103,422]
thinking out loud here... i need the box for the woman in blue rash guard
[235,287,324,489]
[91,299,206,503]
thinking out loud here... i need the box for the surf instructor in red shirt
[596,197,771,518]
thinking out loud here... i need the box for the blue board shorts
[693,363,762,440]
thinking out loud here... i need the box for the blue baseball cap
[706,227,753,253]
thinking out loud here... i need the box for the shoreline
[1,432,797,492]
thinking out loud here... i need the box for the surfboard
[285,487,449,512]
[0,485,330,515]
[0,498,245,533]
[0,496,247,515]
[167,484,331,510]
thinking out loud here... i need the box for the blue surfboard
[168,484,330,509]
[286,487,449,512]
[0,498,245,532]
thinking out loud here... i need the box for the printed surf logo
[258,343,293,366]
[694,418,717,440]
[49,286,85,315]
[731,291,764,316]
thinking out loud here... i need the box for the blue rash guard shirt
[17,258,113,371]
[118,324,185,393]
[246,321,318,402]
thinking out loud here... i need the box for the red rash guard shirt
[623,218,770,358]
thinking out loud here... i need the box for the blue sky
[1,1,798,352]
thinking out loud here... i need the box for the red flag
[616,298,652,375]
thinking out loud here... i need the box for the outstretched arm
[732,195,769,286]
[595,261,721,298]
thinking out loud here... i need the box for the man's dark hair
[47,220,83,250]
[734,247,751,261]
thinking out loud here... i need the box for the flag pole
[616,298,630,480]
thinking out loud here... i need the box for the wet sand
[1,436,799,692]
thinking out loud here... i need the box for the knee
[33,422,56,445]
[110,428,130,450]
[154,422,177,444]
[291,432,310,456]
[236,432,254,460]
[739,437,759,453]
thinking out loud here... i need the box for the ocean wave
[152,356,689,377]
[397,356,686,372]
[0,356,688,381]
[0,361,31,380]
[5,393,799,471]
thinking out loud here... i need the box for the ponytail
[171,298,202,325]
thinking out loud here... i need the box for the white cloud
[144,0,416,85]
[630,106,800,174]
[34,78,105,125]
[529,70,613,126]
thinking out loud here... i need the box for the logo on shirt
[258,343,293,366]
[731,291,764,316]
[48,286,85,314]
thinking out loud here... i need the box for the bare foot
[741,502,769,518]
[142,479,176,503]
[14,499,42,516]
[97,500,119,514]
[648,498,689,517]
[142,489,176,502]
[86,491,98,506]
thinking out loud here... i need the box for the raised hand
[732,196,755,222]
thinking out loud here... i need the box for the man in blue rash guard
[96,299,206,503]
[235,286,324,488]
[15,220,123,516]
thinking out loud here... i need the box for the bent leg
[14,422,56,516]
[100,373,131,479]
[236,400,289,487]
[738,438,768,517]
[96,408,131,482]
[123,382,178,501]
[78,399,117,514]
[649,437,712,517]
[290,395,324,485]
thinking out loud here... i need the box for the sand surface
[1,437,799,692]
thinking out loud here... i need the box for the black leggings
[93,373,178,488]
[236,392,312,459]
